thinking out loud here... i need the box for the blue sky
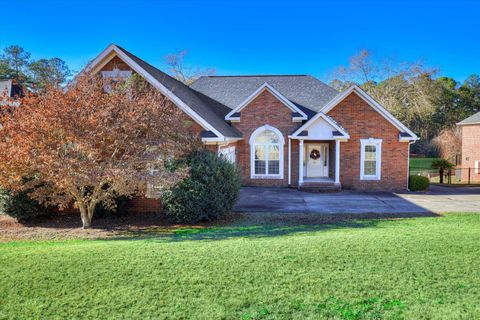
[0,0,479,82]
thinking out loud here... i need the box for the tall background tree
[329,49,480,156]
[29,57,72,90]
[0,45,31,84]
[164,49,215,85]
[0,45,71,90]
[0,74,198,228]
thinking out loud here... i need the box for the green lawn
[410,157,440,169]
[1,213,480,319]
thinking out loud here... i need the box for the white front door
[305,143,329,177]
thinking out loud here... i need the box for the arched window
[249,125,284,178]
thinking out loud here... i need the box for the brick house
[86,44,418,192]
[457,111,480,183]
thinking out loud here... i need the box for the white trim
[360,138,382,180]
[292,85,418,142]
[457,122,480,126]
[202,137,242,144]
[225,83,308,121]
[84,44,229,142]
[475,160,480,175]
[249,125,285,179]
[290,112,350,139]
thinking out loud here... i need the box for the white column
[335,139,340,184]
[299,139,304,185]
[288,138,291,185]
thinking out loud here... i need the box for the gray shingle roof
[458,111,480,125]
[116,46,242,138]
[190,75,338,118]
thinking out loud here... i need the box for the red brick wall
[461,124,480,182]
[232,90,300,187]
[327,92,409,191]
[124,197,162,213]
[101,56,131,71]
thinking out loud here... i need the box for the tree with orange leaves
[0,73,198,228]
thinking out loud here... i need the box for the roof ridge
[203,75,309,78]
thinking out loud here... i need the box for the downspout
[406,141,414,191]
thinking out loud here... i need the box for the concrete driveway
[234,185,480,214]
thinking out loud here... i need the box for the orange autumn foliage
[0,73,199,227]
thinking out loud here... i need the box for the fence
[410,166,480,185]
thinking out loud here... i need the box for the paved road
[234,185,480,214]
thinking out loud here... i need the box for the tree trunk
[79,205,92,229]
[87,204,96,228]
[439,169,444,184]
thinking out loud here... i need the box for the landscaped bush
[0,187,49,219]
[162,149,241,223]
[409,175,430,191]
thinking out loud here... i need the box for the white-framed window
[475,160,479,174]
[249,125,284,179]
[360,138,382,180]
[219,146,236,164]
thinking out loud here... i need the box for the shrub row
[1,149,242,224]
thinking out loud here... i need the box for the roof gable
[290,112,350,140]
[83,44,242,141]
[321,85,418,141]
[225,82,307,121]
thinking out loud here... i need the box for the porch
[288,112,350,189]
[298,141,340,191]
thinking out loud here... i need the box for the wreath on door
[309,149,320,160]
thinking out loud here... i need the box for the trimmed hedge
[162,149,241,223]
[0,188,49,219]
[409,175,430,191]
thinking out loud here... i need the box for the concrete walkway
[234,185,480,214]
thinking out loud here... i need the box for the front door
[305,143,329,177]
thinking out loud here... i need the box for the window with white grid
[360,139,382,180]
[249,126,284,179]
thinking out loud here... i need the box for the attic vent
[102,68,132,92]
[101,67,132,79]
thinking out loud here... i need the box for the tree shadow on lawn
[106,211,440,242]
[2,210,439,242]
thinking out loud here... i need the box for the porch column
[288,138,291,185]
[299,139,304,185]
[335,139,340,184]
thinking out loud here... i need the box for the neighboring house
[0,79,22,103]
[457,111,480,182]
[85,44,418,192]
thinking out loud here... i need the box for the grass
[410,157,440,169]
[1,213,480,319]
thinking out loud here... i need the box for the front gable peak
[320,85,418,141]
[225,82,308,121]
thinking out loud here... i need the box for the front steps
[299,181,341,192]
